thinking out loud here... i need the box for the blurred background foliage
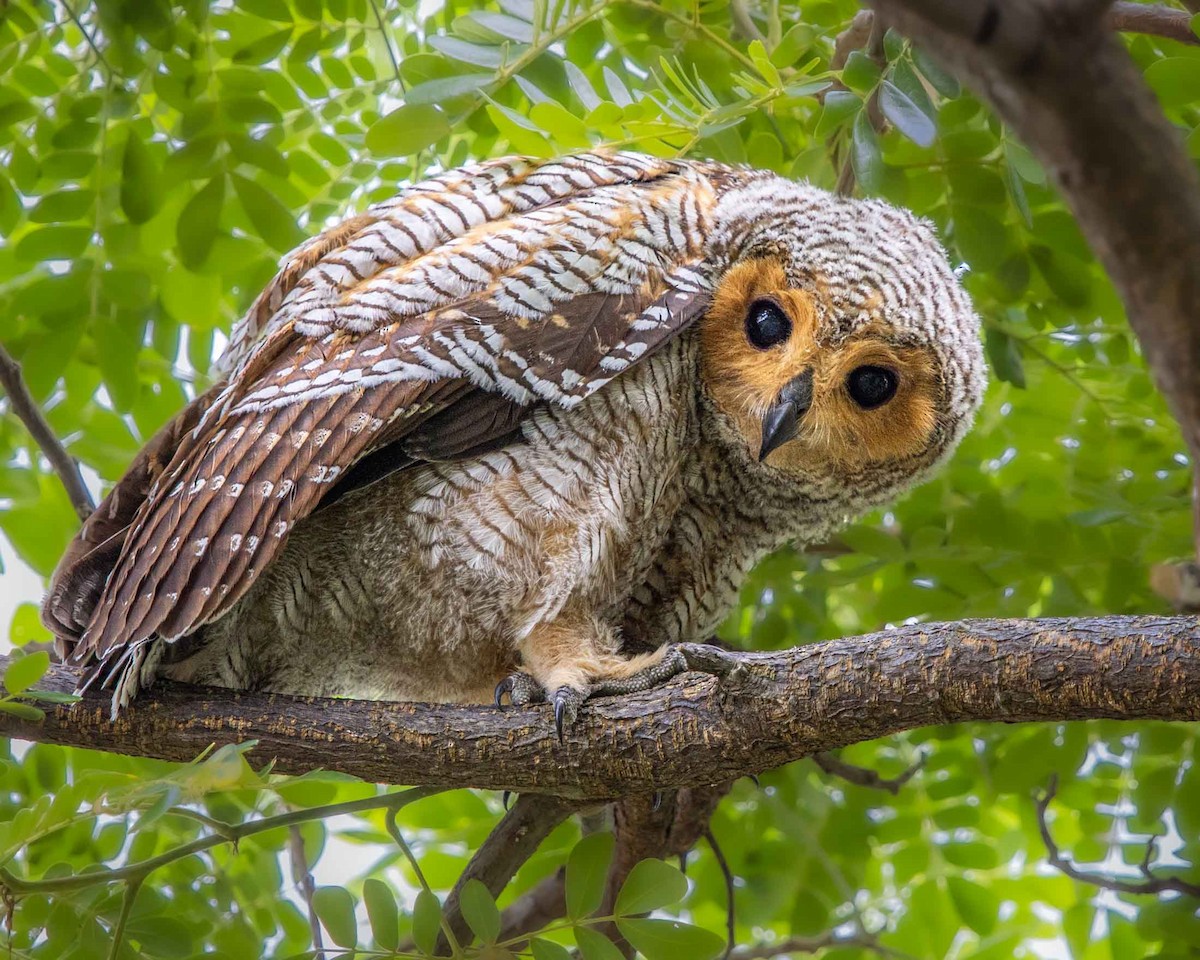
[0,0,1198,957]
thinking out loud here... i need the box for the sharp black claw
[652,790,664,812]
[494,677,513,707]
[747,774,761,789]
[554,698,566,742]
[502,791,512,811]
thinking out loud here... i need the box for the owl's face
[699,179,984,504]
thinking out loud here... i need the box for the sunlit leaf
[566,832,614,920]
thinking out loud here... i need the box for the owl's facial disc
[700,257,943,479]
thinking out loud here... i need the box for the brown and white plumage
[44,151,984,718]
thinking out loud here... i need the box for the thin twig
[813,751,925,795]
[1037,776,1200,898]
[62,0,122,78]
[0,343,94,521]
[387,807,462,957]
[0,787,440,895]
[730,0,766,43]
[105,878,141,960]
[704,826,736,960]
[287,823,325,958]
[367,0,404,88]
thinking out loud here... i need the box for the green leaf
[232,173,306,252]
[363,878,399,950]
[946,877,998,936]
[404,74,491,106]
[912,45,960,98]
[575,926,626,960]
[366,104,450,156]
[312,886,357,949]
[988,326,1027,388]
[850,110,883,193]
[1146,57,1200,108]
[10,603,51,648]
[4,651,50,696]
[842,50,881,93]
[468,11,535,43]
[530,938,573,960]
[0,700,45,722]
[29,189,95,223]
[951,204,1008,271]
[233,26,294,65]
[566,832,614,920]
[121,129,163,224]
[459,878,501,944]
[616,919,725,960]
[879,80,935,147]
[412,888,443,956]
[1030,244,1093,307]
[815,90,861,137]
[429,36,508,69]
[177,175,226,270]
[14,226,92,261]
[615,859,688,917]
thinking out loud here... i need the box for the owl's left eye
[745,299,792,350]
[846,365,899,409]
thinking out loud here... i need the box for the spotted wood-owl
[43,151,985,725]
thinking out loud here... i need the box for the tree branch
[1037,775,1200,898]
[0,343,94,521]
[813,750,925,794]
[3,617,1198,796]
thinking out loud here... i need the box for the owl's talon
[552,686,584,742]
[495,671,543,707]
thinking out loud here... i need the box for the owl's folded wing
[44,151,718,691]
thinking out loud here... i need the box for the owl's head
[698,177,985,508]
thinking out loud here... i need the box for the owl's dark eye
[846,366,898,409]
[745,299,792,350]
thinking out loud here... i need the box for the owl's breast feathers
[44,151,738,690]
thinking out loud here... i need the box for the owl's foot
[494,643,745,741]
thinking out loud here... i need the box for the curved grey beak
[759,368,814,462]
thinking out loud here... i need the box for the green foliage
[1,0,1199,957]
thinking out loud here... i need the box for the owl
[43,151,985,729]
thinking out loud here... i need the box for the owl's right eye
[745,299,792,350]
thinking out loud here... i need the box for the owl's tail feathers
[41,383,224,673]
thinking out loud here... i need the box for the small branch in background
[1037,776,1200,898]
[704,826,736,960]
[367,0,404,88]
[836,12,888,196]
[0,343,94,522]
[1109,1,1200,45]
[813,751,925,794]
[497,868,567,946]
[730,0,766,43]
[832,10,875,70]
[287,823,325,958]
[438,794,580,953]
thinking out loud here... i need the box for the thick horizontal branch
[2,616,1197,798]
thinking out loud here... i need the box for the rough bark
[3,616,1197,797]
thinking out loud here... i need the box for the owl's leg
[496,617,742,739]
